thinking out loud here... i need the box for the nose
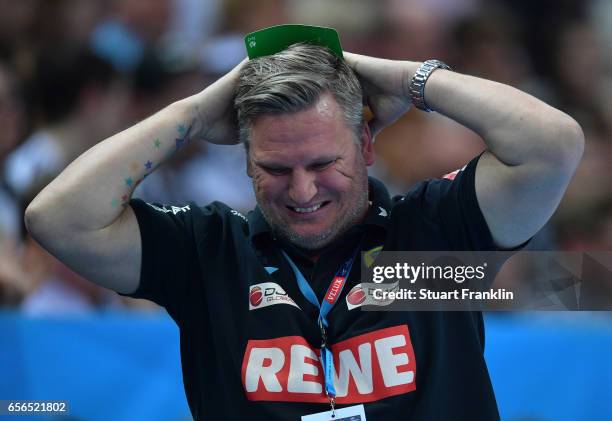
[288,169,317,205]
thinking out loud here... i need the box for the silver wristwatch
[408,59,451,112]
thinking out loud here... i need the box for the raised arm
[24,61,244,294]
[345,52,584,249]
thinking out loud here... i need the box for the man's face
[248,93,374,250]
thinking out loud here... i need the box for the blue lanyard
[281,244,361,403]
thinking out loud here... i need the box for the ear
[360,123,375,166]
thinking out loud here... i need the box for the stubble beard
[255,168,370,251]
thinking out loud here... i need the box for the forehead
[249,93,353,161]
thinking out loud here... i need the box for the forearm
[26,97,198,232]
[25,55,244,236]
[412,64,584,246]
[415,65,584,167]
[346,52,584,247]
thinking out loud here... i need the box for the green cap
[244,24,343,60]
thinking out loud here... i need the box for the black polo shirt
[124,154,500,420]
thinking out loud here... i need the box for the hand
[344,52,418,137]
[195,59,247,145]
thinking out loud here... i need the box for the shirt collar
[248,177,392,248]
[362,177,392,229]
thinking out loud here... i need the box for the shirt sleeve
[119,199,205,321]
[439,153,497,250]
[402,153,498,251]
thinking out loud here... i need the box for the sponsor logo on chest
[345,282,398,310]
[241,325,416,403]
[249,282,300,310]
[324,276,346,304]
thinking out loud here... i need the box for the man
[25,31,583,420]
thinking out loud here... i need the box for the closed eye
[309,160,336,171]
[260,165,290,176]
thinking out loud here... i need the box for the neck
[304,249,322,263]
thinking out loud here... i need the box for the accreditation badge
[301,404,366,421]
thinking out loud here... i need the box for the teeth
[293,203,322,213]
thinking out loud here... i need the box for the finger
[343,51,367,73]
[342,51,360,66]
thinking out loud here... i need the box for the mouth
[287,201,330,214]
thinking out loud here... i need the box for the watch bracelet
[409,60,451,112]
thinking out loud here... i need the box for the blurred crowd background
[1,1,612,420]
[0,0,611,313]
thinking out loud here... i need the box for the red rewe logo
[325,276,346,304]
[241,325,416,404]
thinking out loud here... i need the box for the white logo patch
[346,282,398,310]
[231,209,248,222]
[249,282,300,311]
[147,203,190,214]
